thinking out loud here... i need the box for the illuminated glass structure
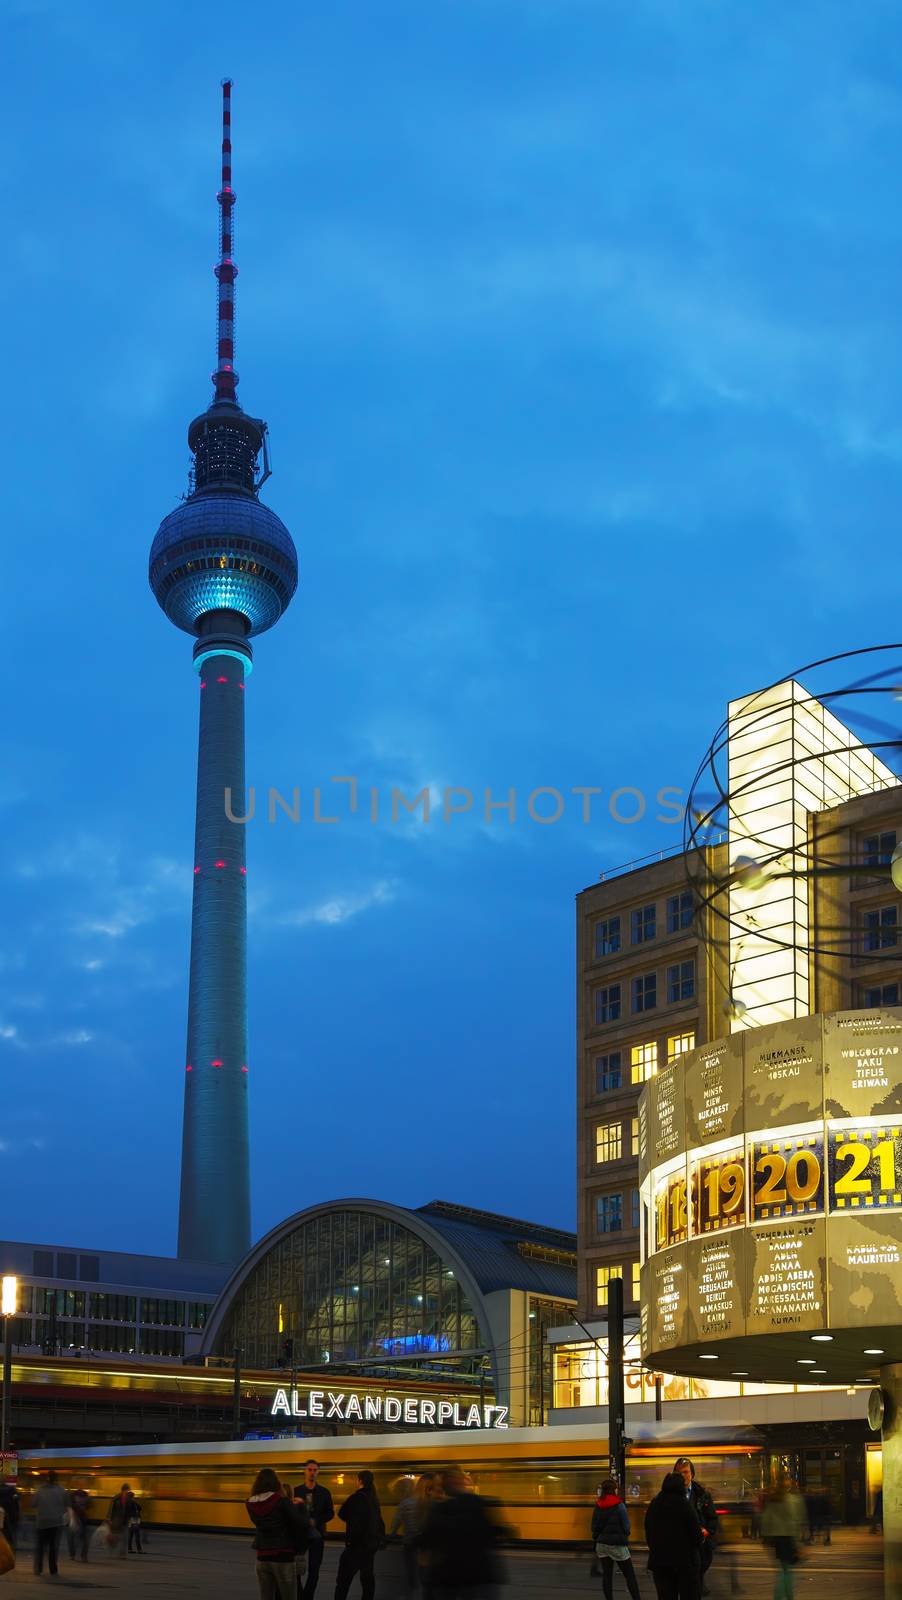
[201,1199,576,1424]
[149,82,298,1264]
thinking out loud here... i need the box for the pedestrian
[33,1470,68,1576]
[247,1469,310,1600]
[418,1465,505,1600]
[390,1474,436,1593]
[591,1478,640,1600]
[760,1484,804,1600]
[673,1458,718,1595]
[0,1483,20,1553]
[334,1470,384,1600]
[67,1486,91,1562]
[872,1487,884,1534]
[108,1483,136,1559]
[644,1471,703,1600]
[127,1497,143,1554]
[294,1459,334,1599]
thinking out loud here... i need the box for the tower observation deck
[149,80,298,1264]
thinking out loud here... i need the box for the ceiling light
[864,1348,884,1356]
[731,1371,749,1377]
[797,1359,815,1365]
[811,1335,833,1343]
[810,1369,827,1375]
[698,1354,718,1361]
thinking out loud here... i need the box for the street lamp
[1,1275,17,1455]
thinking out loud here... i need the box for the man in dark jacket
[674,1458,718,1594]
[0,1480,20,1551]
[645,1472,703,1600]
[293,1459,334,1598]
[419,1466,504,1598]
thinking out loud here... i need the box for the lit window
[594,916,621,958]
[862,907,898,952]
[863,832,896,868]
[632,972,657,1013]
[631,1041,658,1083]
[666,960,695,1004]
[595,1194,623,1234]
[595,984,621,1025]
[595,1264,624,1307]
[631,904,656,944]
[863,983,900,1007]
[595,1123,622,1164]
[667,891,694,933]
[667,1031,696,1064]
[594,1052,622,1094]
[632,1261,641,1302]
[631,1118,640,1156]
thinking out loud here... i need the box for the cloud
[277,879,396,928]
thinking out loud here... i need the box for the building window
[631,1117,640,1156]
[862,907,898,952]
[594,916,621,958]
[631,1189,641,1229]
[595,1123,622,1164]
[595,1194,624,1233]
[631,1041,658,1083]
[667,1030,696,1063]
[632,1261,641,1302]
[863,832,896,868]
[863,983,900,1008]
[33,1251,53,1277]
[595,984,621,1025]
[666,960,695,1004]
[632,972,657,1013]
[594,1052,623,1094]
[595,1265,624,1308]
[667,891,694,933]
[631,904,656,944]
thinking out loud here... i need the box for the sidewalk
[0,1526,884,1599]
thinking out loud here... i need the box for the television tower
[149,81,298,1264]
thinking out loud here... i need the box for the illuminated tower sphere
[149,80,298,1263]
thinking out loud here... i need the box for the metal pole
[232,1345,242,1440]
[607,1277,626,1492]
[655,1375,663,1423]
[1,1318,11,1454]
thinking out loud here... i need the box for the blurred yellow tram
[17,1425,763,1544]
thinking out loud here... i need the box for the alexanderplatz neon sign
[271,1388,509,1429]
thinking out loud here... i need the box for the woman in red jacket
[591,1479,640,1600]
[246,1469,310,1600]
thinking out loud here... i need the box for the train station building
[0,1198,575,1446]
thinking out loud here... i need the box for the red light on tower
[211,1059,223,1068]
[215,860,226,869]
[217,675,228,684]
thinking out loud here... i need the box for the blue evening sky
[4,0,902,1255]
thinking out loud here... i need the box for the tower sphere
[149,487,298,637]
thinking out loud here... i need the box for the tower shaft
[178,625,251,1263]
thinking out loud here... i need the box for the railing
[598,833,727,882]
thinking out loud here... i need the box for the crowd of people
[0,1472,145,1575]
[246,1457,508,1600]
[0,1452,858,1598]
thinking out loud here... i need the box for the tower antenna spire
[213,77,238,406]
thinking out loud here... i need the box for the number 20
[754,1149,821,1208]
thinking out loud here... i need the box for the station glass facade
[217,1207,485,1373]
